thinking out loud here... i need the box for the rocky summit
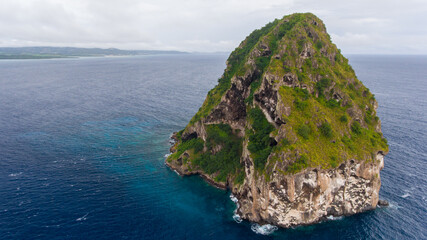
[166,13,388,228]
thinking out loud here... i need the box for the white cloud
[351,17,391,26]
[181,39,237,52]
[0,0,426,54]
[332,33,371,45]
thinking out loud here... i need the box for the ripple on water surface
[0,55,426,239]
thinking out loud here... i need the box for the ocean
[0,54,425,239]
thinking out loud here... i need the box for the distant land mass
[0,47,187,59]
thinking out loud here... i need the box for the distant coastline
[0,54,70,60]
[0,46,187,59]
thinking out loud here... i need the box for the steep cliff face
[166,13,388,227]
[236,153,385,227]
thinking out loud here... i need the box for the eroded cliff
[166,13,388,228]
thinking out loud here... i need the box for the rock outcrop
[235,153,385,227]
[166,13,388,228]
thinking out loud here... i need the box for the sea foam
[230,194,242,223]
[229,193,238,203]
[326,215,343,221]
[9,172,23,177]
[250,223,278,235]
[76,213,89,221]
[401,193,410,198]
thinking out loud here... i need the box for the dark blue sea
[0,54,426,239]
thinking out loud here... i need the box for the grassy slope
[261,14,388,174]
[168,13,388,183]
[189,20,279,124]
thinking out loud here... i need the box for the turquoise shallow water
[0,54,426,239]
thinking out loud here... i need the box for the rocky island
[166,13,388,228]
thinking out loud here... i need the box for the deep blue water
[0,54,426,239]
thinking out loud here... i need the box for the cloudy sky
[0,0,426,54]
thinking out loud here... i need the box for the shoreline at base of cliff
[165,12,388,228]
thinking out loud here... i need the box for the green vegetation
[277,13,305,39]
[246,14,310,105]
[319,122,333,138]
[247,107,275,170]
[246,80,262,104]
[175,129,184,141]
[245,54,274,104]
[297,124,311,139]
[277,77,388,171]
[351,121,362,135]
[192,124,243,182]
[329,156,339,168]
[168,138,204,160]
[263,12,388,172]
[190,20,279,123]
[190,13,317,119]
[234,170,246,185]
[287,155,309,174]
[169,12,388,182]
[315,41,323,50]
[315,78,332,97]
